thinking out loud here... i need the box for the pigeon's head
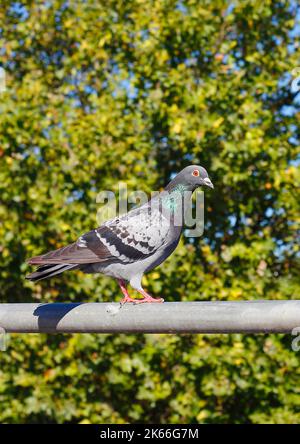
[166,165,214,192]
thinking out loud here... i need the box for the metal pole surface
[0,301,299,333]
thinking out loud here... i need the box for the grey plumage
[26,165,213,303]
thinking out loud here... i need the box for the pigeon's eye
[192,169,200,177]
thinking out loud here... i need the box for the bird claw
[133,296,164,304]
[119,296,138,306]
[118,280,164,305]
[120,296,164,305]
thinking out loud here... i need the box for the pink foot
[118,280,138,305]
[118,280,164,305]
[120,295,139,304]
[133,296,164,304]
[136,289,164,304]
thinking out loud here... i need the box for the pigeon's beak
[203,177,214,189]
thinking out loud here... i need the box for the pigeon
[26,165,213,304]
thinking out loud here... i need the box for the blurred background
[0,0,299,424]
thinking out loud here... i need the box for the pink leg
[118,279,138,305]
[135,288,164,304]
[118,280,164,305]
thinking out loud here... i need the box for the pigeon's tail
[26,263,77,282]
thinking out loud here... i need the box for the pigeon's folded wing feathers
[27,206,170,266]
[27,234,111,265]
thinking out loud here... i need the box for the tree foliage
[0,0,299,423]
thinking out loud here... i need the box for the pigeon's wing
[102,204,171,263]
[27,205,170,266]
[27,232,113,265]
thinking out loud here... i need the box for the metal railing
[0,300,299,333]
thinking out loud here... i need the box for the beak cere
[203,177,214,189]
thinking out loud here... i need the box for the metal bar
[0,301,299,334]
